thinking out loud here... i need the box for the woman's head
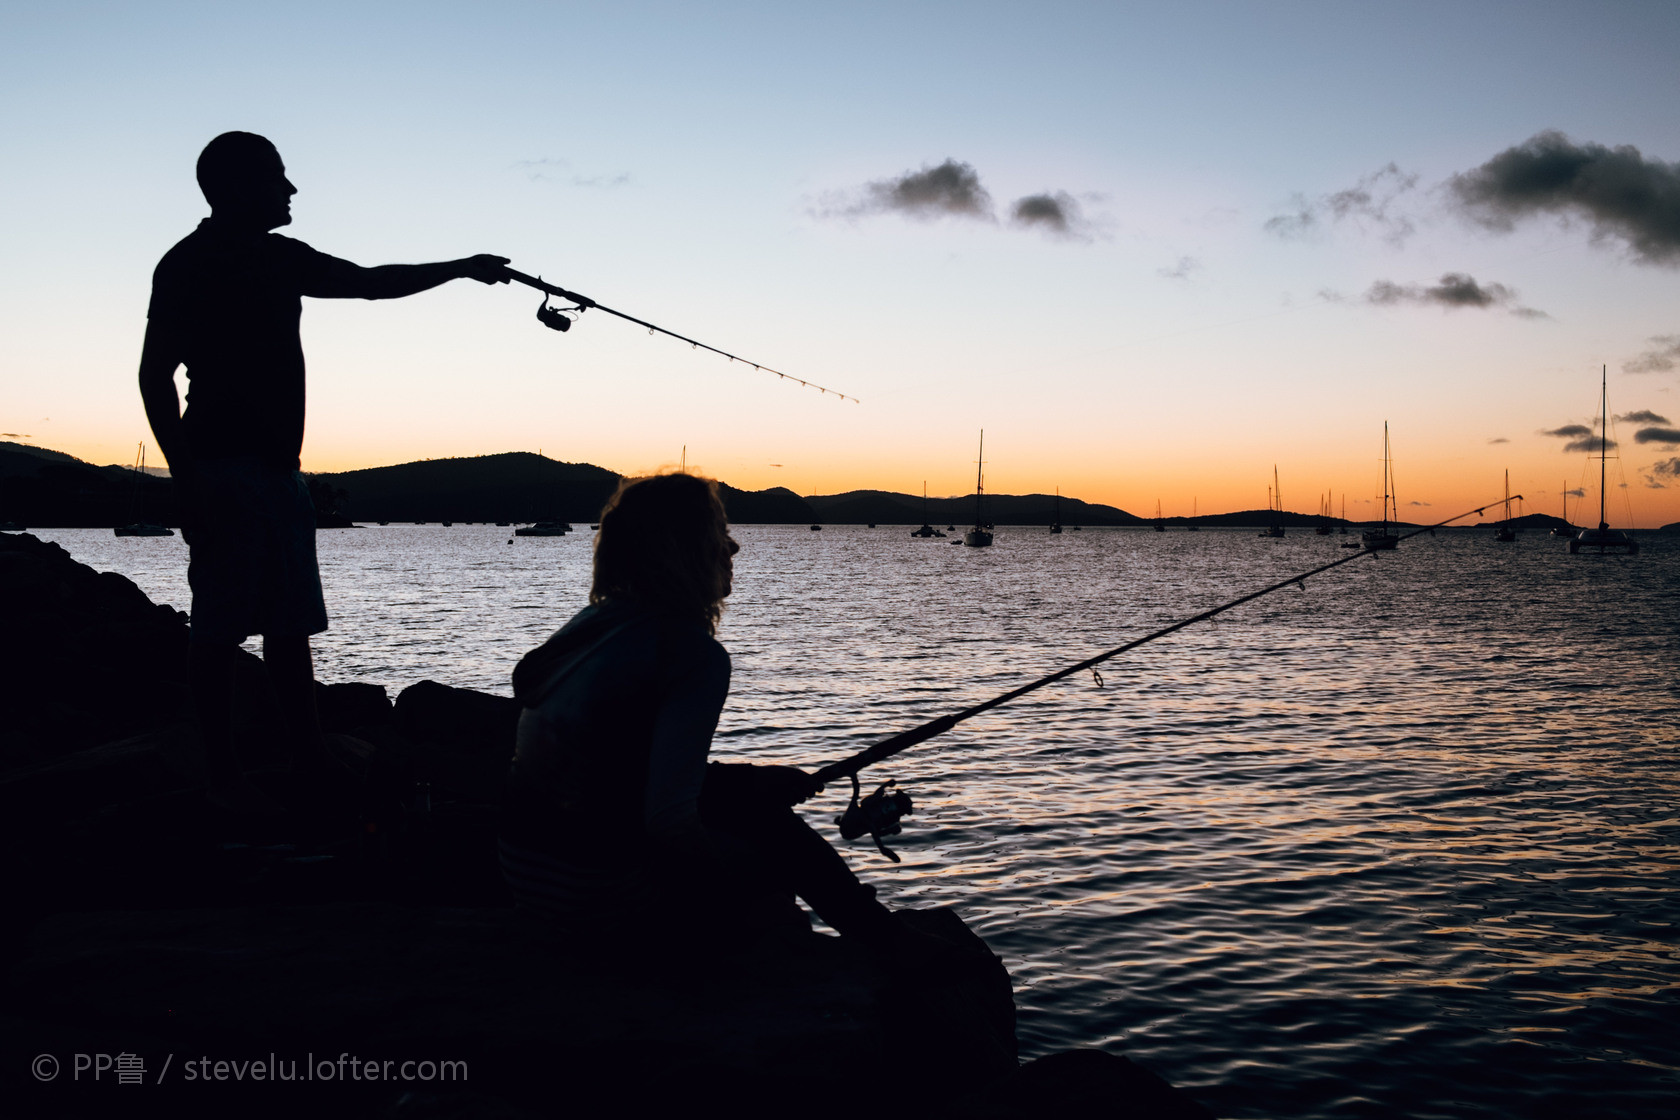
[590,472,737,632]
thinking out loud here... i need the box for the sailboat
[1258,466,1285,537]
[1360,423,1400,550]
[1315,490,1332,535]
[1187,496,1200,531]
[1339,494,1348,535]
[1153,499,1166,532]
[1049,487,1062,534]
[1550,482,1574,537]
[963,431,994,547]
[113,443,174,537]
[911,481,945,537]
[1493,476,1518,541]
[1569,366,1639,555]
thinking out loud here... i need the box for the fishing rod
[503,267,860,403]
[816,496,1520,859]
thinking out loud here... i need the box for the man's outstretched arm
[307,254,511,300]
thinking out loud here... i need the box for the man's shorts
[186,459,328,644]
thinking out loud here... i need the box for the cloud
[1618,409,1671,423]
[818,158,994,222]
[1487,437,1510,444]
[1,432,27,438]
[1540,422,1612,454]
[1624,335,1680,373]
[1447,131,1680,265]
[1157,255,1201,280]
[1565,487,1585,497]
[1265,163,1419,244]
[1650,457,1680,481]
[512,158,630,188]
[1408,500,1431,506]
[1635,426,1680,446]
[1359,272,1547,318]
[1011,191,1092,239]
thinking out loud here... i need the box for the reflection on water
[39,525,1680,1120]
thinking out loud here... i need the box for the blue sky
[4,1,1678,522]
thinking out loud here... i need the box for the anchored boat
[1570,366,1639,555]
[963,431,993,548]
[1361,424,1400,550]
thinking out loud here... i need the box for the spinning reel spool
[536,286,584,332]
[836,773,914,862]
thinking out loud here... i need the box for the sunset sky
[4,1,1679,525]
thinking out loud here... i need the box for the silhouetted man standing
[139,131,509,811]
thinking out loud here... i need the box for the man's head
[196,132,295,230]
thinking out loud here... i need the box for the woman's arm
[643,632,731,838]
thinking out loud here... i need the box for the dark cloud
[1540,422,1611,454]
[1266,163,1419,244]
[1448,131,1680,265]
[1011,191,1092,239]
[1651,457,1680,480]
[820,158,995,222]
[1408,500,1431,507]
[1635,426,1680,446]
[1487,437,1510,444]
[1361,272,1546,318]
[1157,256,1201,280]
[2,432,27,438]
[1624,334,1680,373]
[1618,409,1671,424]
[1565,487,1585,498]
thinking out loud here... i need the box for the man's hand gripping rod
[811,499,1519,857]
[502,267,859,403]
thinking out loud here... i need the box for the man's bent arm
[308,254,509,300]
[137,321,189,471]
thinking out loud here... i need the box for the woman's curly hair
[590,472,732,633]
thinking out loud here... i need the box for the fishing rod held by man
[502,266,860,403]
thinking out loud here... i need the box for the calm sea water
[30,524,1680,1120]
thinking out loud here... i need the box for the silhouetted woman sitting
[501,472,906,951]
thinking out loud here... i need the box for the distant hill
[0,441,82,465]
[0,447,173,528]
[1470,512,1573,531]
[805,490,1144,526]
[314,452,817,525]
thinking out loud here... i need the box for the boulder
[5,902,1016,1115]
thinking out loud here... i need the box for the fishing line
[504,267,860,403]
[813,496,1520,790]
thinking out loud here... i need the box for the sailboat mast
[975,430,985,529]
[1600,365,1608,529]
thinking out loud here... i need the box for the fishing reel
[536,288,583,332]
[836,774,914,863]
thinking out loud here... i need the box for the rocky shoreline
[0,531,1216,1117]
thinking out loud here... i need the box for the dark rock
[6,902,1016,1114]
[316,681,393,734]
[991,1048,1218,1118]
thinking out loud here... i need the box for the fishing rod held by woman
[500,472,979,968]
